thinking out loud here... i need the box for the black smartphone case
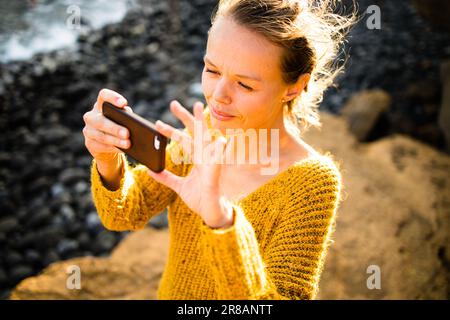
[102,101,167,172]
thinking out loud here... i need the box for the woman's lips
[210,105,235,121]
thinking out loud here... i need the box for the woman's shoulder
[293,153,341,179]
[283,137,341,182]
[282,144,343,196]
[274,153,343,215]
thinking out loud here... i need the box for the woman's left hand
[147,100,234,229]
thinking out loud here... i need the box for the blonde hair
[211,0,356,136]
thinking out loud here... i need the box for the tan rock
[304,112,450,299]
[10,228,169,300]
[439,60,450,152]
[341,89,391,141]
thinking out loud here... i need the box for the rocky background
[1,0,450,299]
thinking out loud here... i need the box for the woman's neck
[224,115,296,172]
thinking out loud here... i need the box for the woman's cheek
[201,73,214,101]
[237,91,260,111]
[230,94,251,121]
[247,93,275,123]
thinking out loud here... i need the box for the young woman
[83,0,354,299]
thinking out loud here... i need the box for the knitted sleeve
[200,158,342,300]
[90,138,186,231]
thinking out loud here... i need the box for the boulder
[439,60,450,152]
[412,0,450,33]
[10,228,169,300]
[341,90,392,142]
[304,112,450,299]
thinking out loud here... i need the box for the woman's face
[201,16,290,134]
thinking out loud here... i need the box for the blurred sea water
[0,0,138,62]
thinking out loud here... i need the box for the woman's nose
[212,78,231,105]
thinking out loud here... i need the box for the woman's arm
[200,160,342,299]
[90,139,187,231]
[95,153,125,191]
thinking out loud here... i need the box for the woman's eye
[239,82,253,91]
[206,69,218,74]
[205,68,253,91]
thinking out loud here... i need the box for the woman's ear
[283,73,311,102]
[299,73,311,92]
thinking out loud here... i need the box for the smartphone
[102,101,167,172]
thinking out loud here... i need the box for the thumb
[147,169,182,194]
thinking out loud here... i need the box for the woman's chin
[211,122,226,133]
[210,119,231,135]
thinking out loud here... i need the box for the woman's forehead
[206,16,282,81]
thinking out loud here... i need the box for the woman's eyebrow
[203,56,262,82]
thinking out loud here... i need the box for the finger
[155,120,193,156]
[95,88,128,111]
[84,126,130,149]
[193,101,211,141]
[212,136,227,166]
[86,112,129,139]
[147,168,183,194]
[169,100,194,136]
[86,138,124,154]
[209,136,227,186]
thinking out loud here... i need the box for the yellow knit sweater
[89,108,342,300]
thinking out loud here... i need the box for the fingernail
[117,97,126,105]
[120,129,127,138]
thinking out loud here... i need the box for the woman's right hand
[82,88,132,164]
